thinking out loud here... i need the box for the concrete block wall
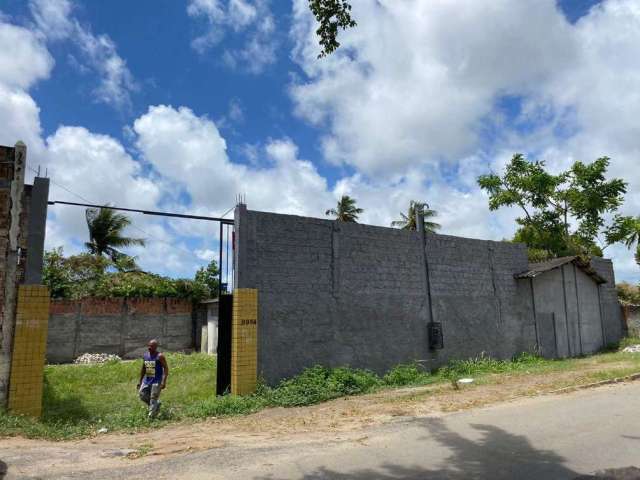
[591,257,625,346]
[425,234,536,365]
[7,285,49,416]
[235,208,535,385]
[47,297,193,363]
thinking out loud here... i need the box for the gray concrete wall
[46,297,194,363]
[562,264,582,356]
[623,305,640,336]
[575,267,604,354]
[235,208,536,385]
[424,234,536,365]
[532,268,570,358]
[529,259,624,358]
[591,257,625,346]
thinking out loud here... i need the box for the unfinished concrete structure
[515,256,622,358]
[233,206,624,385]
[0,142,50,410]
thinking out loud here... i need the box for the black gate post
[216,293,233,395]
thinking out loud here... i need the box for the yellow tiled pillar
[231,288,258,395]
[8,285,50,417]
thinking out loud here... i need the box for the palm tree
[85,207,145,262]
[391,200,441,232]
[325,195,363,222]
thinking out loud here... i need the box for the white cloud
[133,105,333,221]
[73,26,137,109]
[289,0,640,282]
[28,0,137,110]
[195,249,216,261]
[29,0,73,41]
[1,0,638,284]
[290,0,577,174]
[0,22,54,90]
[188,0,277,73]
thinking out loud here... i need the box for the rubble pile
[622,344,640,353]
[74,353,122,364]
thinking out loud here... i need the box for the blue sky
[0,0,639,283]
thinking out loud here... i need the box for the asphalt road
[6,382,640,479]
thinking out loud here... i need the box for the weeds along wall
[234,206,538,385]
[47,297,193,363]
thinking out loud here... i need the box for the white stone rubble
[73,353,122,364]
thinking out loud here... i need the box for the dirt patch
[3,363,639,478]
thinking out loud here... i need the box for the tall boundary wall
[47,297,193,363]
[234,207,539,385]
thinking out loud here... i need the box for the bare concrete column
[0,142,26,407]
[25,177,49,284]
[234,202,249,288]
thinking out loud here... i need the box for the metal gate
[47,199,237,396]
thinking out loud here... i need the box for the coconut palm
[606,215,640,266]
[325,195,363,222]
[391,201,440,232]
[85,207,145,262]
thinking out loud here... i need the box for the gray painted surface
[526,259,623,358]
[575,267,604,354]
[532,269,570,358]
[24,177,49,285]
[235,208,624,383]
[46,299,194,363]
[591,257,625,346]
[536,313,557,358]
[236,209,537,385]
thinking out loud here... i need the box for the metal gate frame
[47,200,236,396]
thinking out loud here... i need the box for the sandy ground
[2,362,637,479]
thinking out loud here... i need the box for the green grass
[3,339,640,440]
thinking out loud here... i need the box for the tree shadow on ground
[255,418,638,480]
[0,460,7,479]
[41,375,92,422]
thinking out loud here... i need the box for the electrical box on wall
[428,322,444,350]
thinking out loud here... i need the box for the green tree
[325,195,363,222]
[309,0,357,58]
[194,259,220,297]
[85,207,145,265]
[42,247,208,301]
[605,215,640,266]
[42,247,72,298]
[43,248,111,298]
[477,154,627,260]
[391,201,441,232]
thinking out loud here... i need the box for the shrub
[383,363,431,386]
[265,365,381,407]
[618,282,640,305]
[43,247,212,301]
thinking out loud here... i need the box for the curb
[546,372,640,395]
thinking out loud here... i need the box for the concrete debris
[74,353,122,364]
[622,345,640,353]
[457,378,474,384]
[97,427,109,434]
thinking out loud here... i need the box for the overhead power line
[30,166,234,262]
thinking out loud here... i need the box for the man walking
[137,339,169,419]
